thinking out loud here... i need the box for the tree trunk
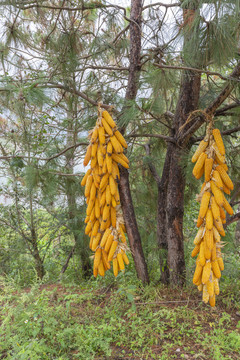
[31,228,45,280]
[119,167,149,283]
[159,69,201,285]
[119,0,149,283]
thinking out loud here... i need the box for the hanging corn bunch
[191,122,234,307]
[81,107,130,277]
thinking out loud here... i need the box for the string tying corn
[81,106,130,277]
[191,120,234,306]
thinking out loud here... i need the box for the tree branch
[225,212,240,227]
[143,2,180,10]
[129,133,175,142]
[153,63,233,81]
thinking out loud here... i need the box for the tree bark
[119,0,149,283]
[119,167,149,284]
[31,228,45,280]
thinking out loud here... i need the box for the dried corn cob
[191,123,234,306]
[81,107,130,277]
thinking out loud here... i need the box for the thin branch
[143,2,181,10]
[215,102,240,116]
[191,126,240,143]
[0,142,88,162]
[225,212,240,227]
[128,133,175,142]
[153,63,232,81]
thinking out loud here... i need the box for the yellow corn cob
[202,285,209,303]
[104,234,114,253]
[206,209,213,230]
[214,218,225,237]
[83,145,92,166]
[193,226,205,245]
[95,198,100,219]
[210,181,224,206]
[84,215,90,224]
[205,229,213,250]
[107,141,112,154]
[91,128,98,143]
[90,182,96,201]
[199,241,206,266]
[209,295,215,307]
[81,169,92,187]
[98,260,105,277]
[204,238,211,260]
[100,229,112,248]
[84,175,93,197]
[100,221,107,232]
[92,220,100,237]
[91,141,98,158]
[99,143,107,156]
[192,152,207,179]
[191,244,200,258]
[101,118,113,136]
[112,196,117,208]
[109,175,117,195]
[100,173,109,191]
[117,152,129,164]
[206,279,214,297]
[112,162,120,181]
[213,223,221,242]
[90,207,96,223]
[97,147,104,168]
[193,262,203,284]
[212,128,225,155]
[223,196,233,215]
[110,135,123,153]
[122,251,130,265]
[222,183,231,195]
[91,156,97,169]
[217,257,224,271]
[85,220,92,235]
[102,204,110,222]
[113,257,119,277]
[211,245,217,261]
[205,158,214,182]
[108,240,118,261]
[92,233,102,251]
[102,110,117,129]
[102,250,111,270]
[212,142,226,164]
[211,260,221,279]
[111,206,116,228]
[210,196,220,220]
[106,185,111,206]
[196,215,204,228]
[114,130,128,148]
[213,277,220,295]
[202,261,211,284]
[191,140,208,163]
[212,170,223,189]
[119,225,126,243]
[114,190,121,205]
[199,191,211,219]
[98,126,105,144]
[216,165,234,191]
[219,205,226,220]
[117,253,125,271]
[112,153,129,169]
[106,153,112,174]
[86,199,94,216]
[195,166,204,180]
[93,248,102,269]
[99,190,106,208]
[93,267,98,277]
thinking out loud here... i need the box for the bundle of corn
[81,107,130,277]
[191,124,234,306]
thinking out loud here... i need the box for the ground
[0,281,240,359]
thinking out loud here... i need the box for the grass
[0,279,240,360]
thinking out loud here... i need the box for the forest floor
[0,280,240,360]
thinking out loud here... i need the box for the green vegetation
[1,278,240,360]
